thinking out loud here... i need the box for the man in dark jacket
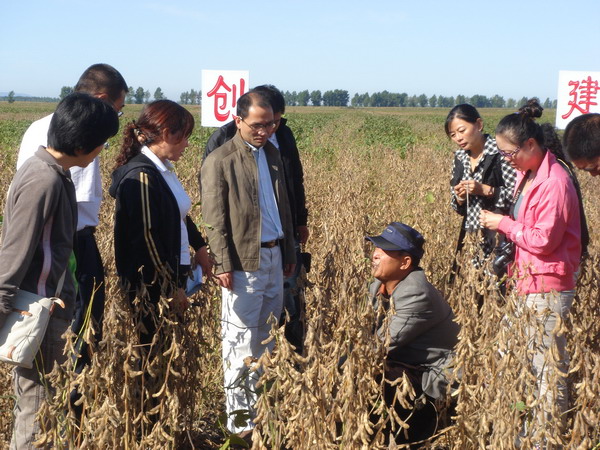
[203,85,309,352]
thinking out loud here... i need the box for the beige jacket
[200,132,296,274]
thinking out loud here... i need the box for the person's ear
[400,254,413,270]
[234,115,242,130]
[476,118,484,133]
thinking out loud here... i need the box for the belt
[261,240,278,248]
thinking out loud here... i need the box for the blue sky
[2,0,599,101]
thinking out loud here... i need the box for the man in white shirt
[17,64,127,381]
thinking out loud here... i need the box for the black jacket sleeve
[277,122,308,227]
[186,215,206,251]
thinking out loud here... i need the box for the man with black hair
[201,91,296,436]
[17,64,127,373]
[203,84,309,351]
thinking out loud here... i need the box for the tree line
[1,90,58,103]
[2,87,555,109]
[285,90,557,109]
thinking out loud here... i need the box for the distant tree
[455,94,466,105]
[154,87,164,100]
[351,93,361,107]
[543,97,552,108]
[7,90,15,103]
[470,94,490,108]
[126,86,135,103]
[363,93,372,107]
[310,90,322,106]
[398,93,408,107]
[289,91,298,106]
[297,90,310,106]
[517,97,528,108]
[190,89,197,105]
[135,87,145,104]
[196,90,202,105]
[370,92,382,107]
[144,90,151,103]
[407,95,418,107]
[551,99,557,108]
[59,86,73,100]
[429,95,437,108]
[490,95,505,108]
[335,89,349,107]
[506,98,516,109]
[417,94,428,107]
[180,91,189,104]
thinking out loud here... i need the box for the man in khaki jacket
[201,91,295,436]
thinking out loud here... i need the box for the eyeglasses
[498,146,521,159]
[241,118,276,132]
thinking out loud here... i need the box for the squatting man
[366,222,460,439]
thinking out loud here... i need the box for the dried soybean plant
[250,118,459,449]
[1,106,599,448]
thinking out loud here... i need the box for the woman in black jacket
[110,100,212,347]
[446,104,517,263]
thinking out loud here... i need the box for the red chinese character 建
[206,76,247,122]
[561,76,599,119]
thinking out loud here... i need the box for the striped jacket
[109,154,206,294]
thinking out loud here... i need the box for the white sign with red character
[201,70,249,127]
[556,70,600,130]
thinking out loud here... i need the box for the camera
[492,240,514,276]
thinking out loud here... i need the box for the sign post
[201,70,249,127]
[556,70,600,130]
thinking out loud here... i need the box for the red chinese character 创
[561,76,599,119]
[206,76,247,122]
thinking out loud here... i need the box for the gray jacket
[0,148,77,322]
[370,269,460,399]
[200,132,295,274]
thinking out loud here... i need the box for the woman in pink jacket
[479,99,582,437]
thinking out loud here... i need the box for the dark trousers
[280,244,305,353]
[70,229,105,420]
[379,363,438,445]
[71,228,106,370]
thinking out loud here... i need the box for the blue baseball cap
[365,222,425,260]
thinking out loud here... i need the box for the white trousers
[221,246,284,433]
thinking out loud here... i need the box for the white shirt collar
[141,146,173,172]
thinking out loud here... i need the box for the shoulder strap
[479,152,499,180]
[508,171,530,219]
